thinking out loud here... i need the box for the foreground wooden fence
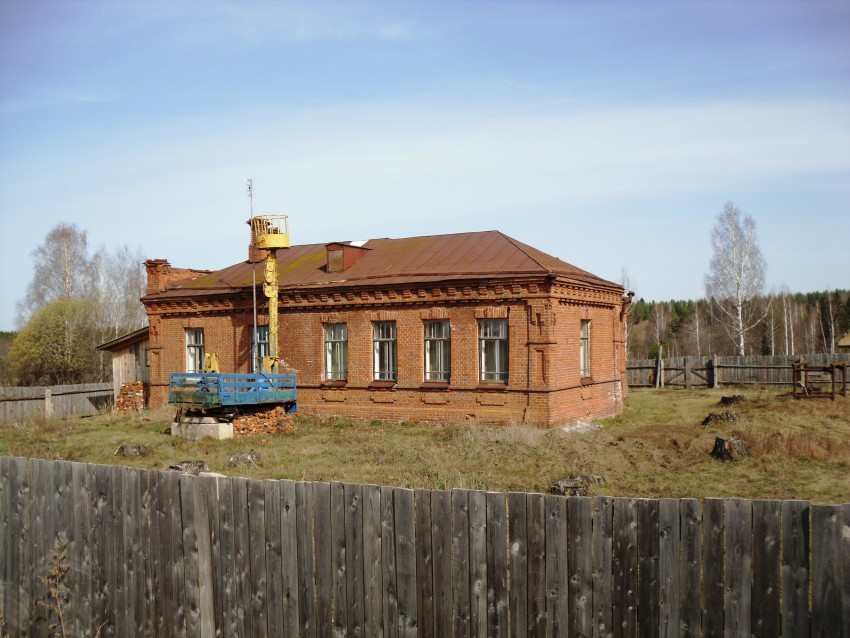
[0,382,113,422]
[627,353,850,389]
[1,457,848,637]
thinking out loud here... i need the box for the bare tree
[683,302,704,357]
[15,223,93,327]
[704,202,769,355]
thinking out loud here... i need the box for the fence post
[44,388,53,418]
[654,348,663,389]
[684,358,691,389]
[711,355,718,388]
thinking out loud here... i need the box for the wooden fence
[1,457,848,637]
[0,382,112,422]
[627,354,850,389]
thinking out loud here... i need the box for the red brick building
[142,230,630,426]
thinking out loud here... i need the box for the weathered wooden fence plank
[781,499,810,638]
[110,464,127,638]
[414,488,435,638]
[247,478,268,637]
[612,497,637,636]
[381,485,399,638]
[280,479,299,637]
[344,482,365,636]
[724,498,752,637]
[431,489,452,638]
[751,499,780,637]
[33,459,57,638]
[179,474,201,637]
[91,464,113,637]
[264,479,284,636]
[362,484,383,638]
[701,497,724,638]
[678,498,701,638]
[217,476,237,637]
[507,492,528,638]
[568,496,592,638]
[637,498,659,638]
[486,491,508,638]
[658,498,680,638]
[527,493,547,637]
[544,494,568,637]
[312,481,333,636]
[451,488,471,638]
[295,481,317,638]
[394,487,417,638]
[811,504,842,636]
[201,476,221,637]
[468,489,487,638]
[71,462,93,637]
[194,476,215,638]
[331,481,348,636]
[592,495,613,638]
[231,477,252,638]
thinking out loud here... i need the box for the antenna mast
[248,178,259,373]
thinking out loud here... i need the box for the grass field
[1,388,848,503]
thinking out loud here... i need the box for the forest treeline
[627,289,850,360]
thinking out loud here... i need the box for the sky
[1,0,848,331]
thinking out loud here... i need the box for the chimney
[144,259,171,295]
[325,242,370,273]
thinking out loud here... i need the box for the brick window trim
[581,376,594,386]
[320,380,348,389]
[368,380,397,390]
[419,381,450,391]
[476,382,508,391]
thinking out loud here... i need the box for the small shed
[96,327,150,403]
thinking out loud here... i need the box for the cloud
[0,87,110,114]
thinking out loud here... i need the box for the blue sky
[1,0,848,331]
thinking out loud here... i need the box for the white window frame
[324,323,349,381]
[252,325,270,372]
[580,319,591,378]
[424,320,451,382]
[479,319,508,383]
[185,328,204,373]
[373,321,397,381]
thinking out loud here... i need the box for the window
[580,319,591,377]
[424,320,450,382]
[373,321,397,381]
[479,319,508,382]
[252,325,269,372]
[185,328,204,373]
[324,323,348,381]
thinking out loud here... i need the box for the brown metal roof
[145,230,620,299]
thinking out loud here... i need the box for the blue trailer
[169,372,297,416]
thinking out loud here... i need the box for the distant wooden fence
[0,382,112,422]
[627,354,850,389]
[1,457,848,637]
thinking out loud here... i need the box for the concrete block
[171,420,234,440]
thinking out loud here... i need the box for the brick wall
[145,279,627,426]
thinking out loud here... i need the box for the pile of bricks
[116,382,146,413]
[232,406,295,436]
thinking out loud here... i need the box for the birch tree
[704,202,768,355]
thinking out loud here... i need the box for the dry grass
[1,388,848,502]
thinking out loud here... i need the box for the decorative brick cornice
[143,275,620,316]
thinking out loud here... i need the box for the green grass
[1,388,848,502]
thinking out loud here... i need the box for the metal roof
[96,326,150,351]
[144,230,620,299]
